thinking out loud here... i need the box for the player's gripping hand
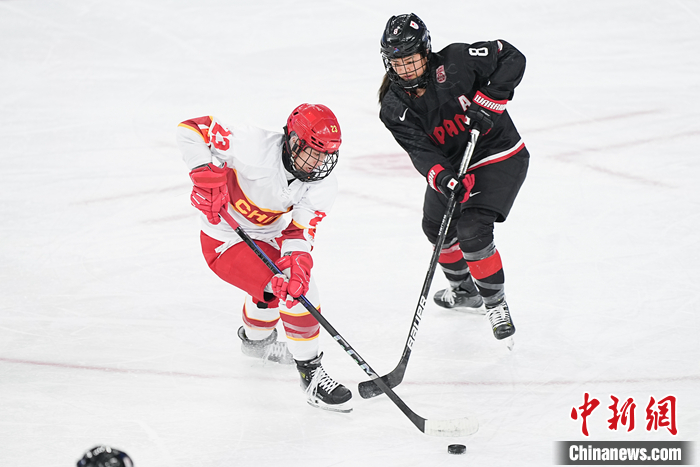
[271,252,313,308]
[427,164,476,203]
[189,163,229,225]
[467,90,507,135]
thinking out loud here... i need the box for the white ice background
[1,1,699,466]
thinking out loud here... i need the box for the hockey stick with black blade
[358,130,480,399]
[218,208,478,437]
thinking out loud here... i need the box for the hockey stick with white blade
[217,208,478,437]
[358,130,480,399]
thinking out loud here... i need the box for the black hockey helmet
[77,446,133,467]
[380,13,432,90]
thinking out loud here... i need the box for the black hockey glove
[427,164,476,203]
[467,91,508,135]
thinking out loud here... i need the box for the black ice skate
[433,284,485,314]
[485,299,516,340]
[296,352,352,413]
[237,326,294,365]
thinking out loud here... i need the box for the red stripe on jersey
[467,250,502,280]
[228,169,291,226]
[439,243,463,263]
[469,140,525,171]
[279,221,306,241]
[276,212,327,248]
[178,116,214,143]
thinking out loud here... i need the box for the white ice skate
[237,327,294,365]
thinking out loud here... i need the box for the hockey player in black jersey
[378,13,529,341]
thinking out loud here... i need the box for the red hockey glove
[427,164,476,203]
[271,252,313,308]
[467,90,507,135]
[189,163,229,225]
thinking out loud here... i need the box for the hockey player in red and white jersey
[176,103,351,412]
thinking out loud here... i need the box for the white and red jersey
[176,116,337,254]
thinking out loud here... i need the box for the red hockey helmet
[284,104,341,182]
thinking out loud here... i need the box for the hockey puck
[447,444,466,455]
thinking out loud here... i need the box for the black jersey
[379,40,526,177]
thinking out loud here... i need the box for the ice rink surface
[1,1,699,465]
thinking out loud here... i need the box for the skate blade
[306,398,353,413]
[444,303,486,315]
[505,336,515,351]
[455,305,486,315]
[260,357,295,366]
[241,350,294,366]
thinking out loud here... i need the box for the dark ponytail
[378,73,392,105]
